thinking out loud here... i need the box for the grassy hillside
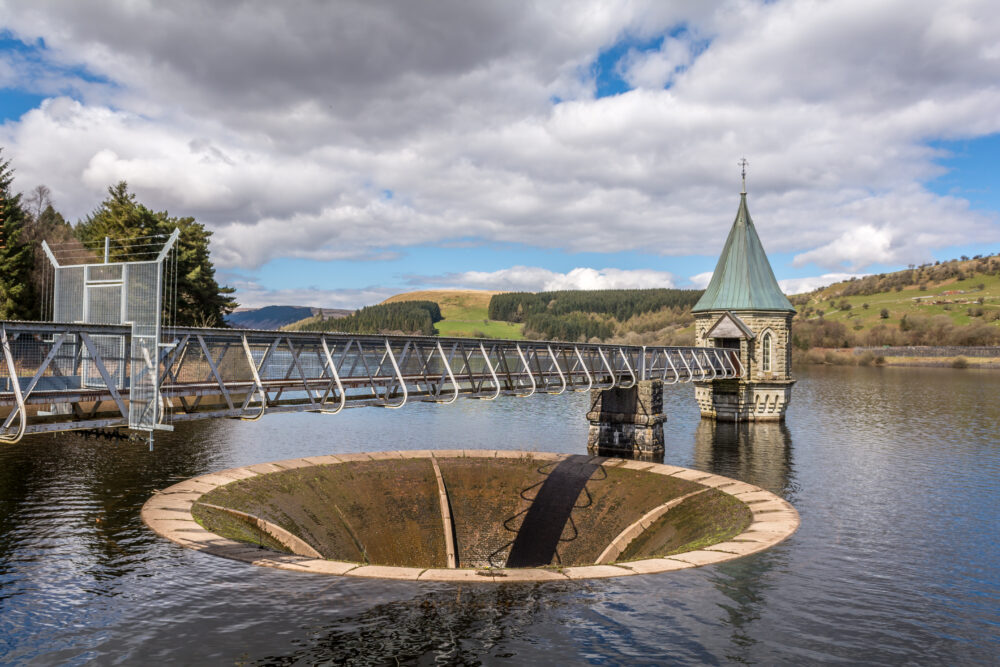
[383,290,524,339]
[281,254,1000,349]
[791,254,1000,350]
[799,268,1000,327]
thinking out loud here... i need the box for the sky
[1,0,998,309]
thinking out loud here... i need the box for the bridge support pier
[586,379,664,459]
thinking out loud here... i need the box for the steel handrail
[381,340,408,408]
[573,346,593,393]
[239,335,268,421]
[434,341,459,404]
[316,336,347,414]
[618,347,637,389]
[514,344,536,397]
[546,345,567,395]
[478,342,501,400]
[597,347,617,389]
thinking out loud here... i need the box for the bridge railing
[0,321,743,441]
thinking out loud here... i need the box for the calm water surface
[1,366,998,665]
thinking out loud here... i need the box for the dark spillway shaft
[505,455,602,568]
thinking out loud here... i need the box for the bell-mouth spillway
[141,451,799,582]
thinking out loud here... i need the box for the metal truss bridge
[0,320,744,443]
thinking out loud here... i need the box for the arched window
[761,332,772,372]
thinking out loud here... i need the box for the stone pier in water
[586,379,665,458]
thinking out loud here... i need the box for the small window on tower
[761,332,772,372]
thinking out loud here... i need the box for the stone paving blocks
[213,468,260,481]
[419,569,500,582]
[245,462,284,474]
[669,469,712,482]
[270,458,314,469]
[666,550,734,566]
[704,541,767,556]
[736,490,781,503]
[748,518,799,533]
[367,451,404,460]
[432,449,466,458]
[619,559,691,575]
[349,565,428,580]
[329,453,371,463]
[562,565,633,579]
[618,460,654,471]
[647,464,686,476]
[750,500,794,513]
[723,482,762,495]
[734,530,789,544]
[489,568,568,582]
[302,455,342,466]
[461,449,500,458]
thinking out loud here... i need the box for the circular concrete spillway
[142,451,798,581]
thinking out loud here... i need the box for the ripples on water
[1,366,998,664]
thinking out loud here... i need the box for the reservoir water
[1,365,998,664]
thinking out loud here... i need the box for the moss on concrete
[196,459,446,568]
[618,488,753,561]
[555,467,701,566]
[192,504,291,553]
[436,456,541,568]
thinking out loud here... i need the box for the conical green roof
[692,193,795,313]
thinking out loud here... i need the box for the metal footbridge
[0,321,743,443]
[0,231,743,444]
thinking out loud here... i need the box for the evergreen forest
[294,301,443,336]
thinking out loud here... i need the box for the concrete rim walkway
[141,450,800,582]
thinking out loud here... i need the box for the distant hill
[383,290,524,339]
[790,254,1000,350]
[379,288,702,345]
[227,305,352,330]
[286,300,442,336]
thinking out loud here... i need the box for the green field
[383,290,524,339]
[799,264,1000,330]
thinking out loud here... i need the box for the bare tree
[23,184,52,222]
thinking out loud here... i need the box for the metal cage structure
[40,230,179,440]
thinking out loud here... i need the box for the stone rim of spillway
[141,450,799,582]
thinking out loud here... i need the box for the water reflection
[690,420,796,663]
[692,420,794,497]
[2,367,998,664]
[243,583,571,666]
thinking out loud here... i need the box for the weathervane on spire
[738,157,748,194]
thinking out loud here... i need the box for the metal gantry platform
[0,320,743,442]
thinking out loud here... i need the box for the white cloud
[688,271,714,289]
[228,279,399,310]
[779,273,865,295]
[792,226,896,271]
[415,266,676,292]
[619,32,702,90]
[1,0,998,276]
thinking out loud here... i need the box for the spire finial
[738,157,748,194]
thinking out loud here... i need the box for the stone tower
[692,182,796,421]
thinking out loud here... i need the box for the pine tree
[22,196,75,320]
[76,182,237,327]
[0,151,35,320]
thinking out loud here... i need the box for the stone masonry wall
[586,380,664,456]
[695,310,795,422]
